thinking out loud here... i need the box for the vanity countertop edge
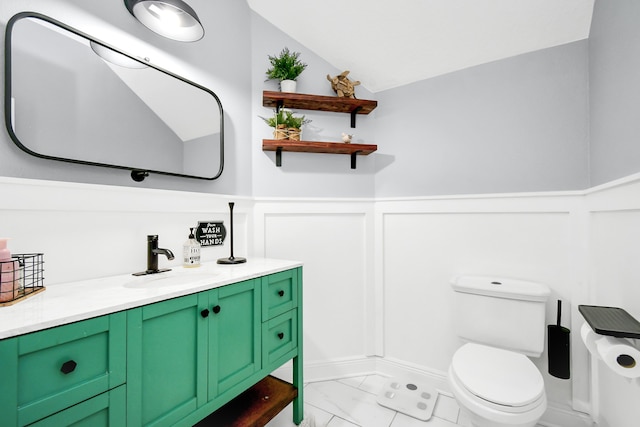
[0,258,302,340]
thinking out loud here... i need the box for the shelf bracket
[276,147,283,167]
[350,151,362,169]
[276,101,284,113]
[350,106,363,128]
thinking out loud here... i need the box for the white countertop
[0,258,302,340]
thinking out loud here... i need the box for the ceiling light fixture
[124,0,204,42]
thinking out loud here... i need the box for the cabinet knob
[278,290,285,297]
[277,332,284,340]
[212,305,221,314]
[200,309,210,318]
[60,360,77,374]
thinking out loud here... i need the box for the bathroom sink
[123,271,217,288]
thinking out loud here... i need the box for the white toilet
[448,276,551,427]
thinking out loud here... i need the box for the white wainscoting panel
[254,200,375,366]
[0,177,250,284]
[378,195,582,414]
[383,211,571,366]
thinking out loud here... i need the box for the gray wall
[3,1,639,198]
[589,0,640,186]
[248,14,591,198]
[374,41,590,197]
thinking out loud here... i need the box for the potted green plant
[260,110,311,140]
[283,110,310,141]
[260,110,288,139]
[265,47,307,93]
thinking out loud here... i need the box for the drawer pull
[200,309,210,318]
[212,305,221,314]
[278,290,285,297]
[60,360,77,374]
[277,332,284,340]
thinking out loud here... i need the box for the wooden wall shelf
[263,91,377,127]
[263,139,377,169]
[195,376,297,427]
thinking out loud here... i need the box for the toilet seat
[450,343,545,411]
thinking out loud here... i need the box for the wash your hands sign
[195,221,226,246]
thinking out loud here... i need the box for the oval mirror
[4,12,224,181]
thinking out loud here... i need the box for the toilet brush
[548,299,571,379]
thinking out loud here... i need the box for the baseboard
[538,403,594,427]
[373,356,452,395]
[270,356,378,384]
[272,356,595,427]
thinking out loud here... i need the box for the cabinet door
[127,292,208,427]
[208,279,261,400]
[27,385,126,427]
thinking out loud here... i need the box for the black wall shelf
[579,305,640,339]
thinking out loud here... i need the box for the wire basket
[0,253,44,306]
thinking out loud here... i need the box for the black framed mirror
[4,12,224,181]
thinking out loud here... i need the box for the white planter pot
[280,79,297,93]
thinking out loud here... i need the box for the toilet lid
[451,343,544,407]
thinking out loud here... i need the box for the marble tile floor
[265,374,462,427]
[266,374,545,427]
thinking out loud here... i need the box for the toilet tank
[451,276,551,357]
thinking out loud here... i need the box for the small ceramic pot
[280,79,297,93]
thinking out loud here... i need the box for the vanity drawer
[262,269,298,321]
[262,309,297,368]
[10,313,126,426]
[27,385,126,427]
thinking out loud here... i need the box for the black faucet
[133,235,175,276]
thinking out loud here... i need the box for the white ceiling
[247,0,595,93]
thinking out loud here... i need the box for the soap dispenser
[0,238,20,302]
[183,228,201,268]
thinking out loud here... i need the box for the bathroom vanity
[0,259,303,427]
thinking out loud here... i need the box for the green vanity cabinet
[0,265,303,427]
[179,268,304,426]
[0,312,126,427]
[127,277,266,427]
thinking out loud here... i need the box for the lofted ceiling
[247,0,595,93]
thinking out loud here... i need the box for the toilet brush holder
[548,299,571,379]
